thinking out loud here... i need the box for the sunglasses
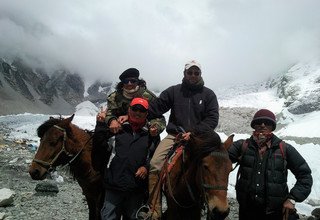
[130,105,148,113]
[186,70,201,76]
[122,78,138,84]
[253,119,273,127]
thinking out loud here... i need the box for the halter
[201,151,229,191]
[166,147,229,209]
[32,125,83,171]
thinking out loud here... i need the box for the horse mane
[188,129,222,160]
[37,116,64,138]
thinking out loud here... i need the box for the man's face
[122,78,138,90]
[184,66,201,84]
[253,119,274,133]
[129,105,148,119]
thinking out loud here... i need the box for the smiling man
[146,60,219,219]
[228,109,313,220]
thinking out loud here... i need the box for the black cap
[119,68,139,81]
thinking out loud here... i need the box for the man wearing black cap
[104,68,165,136]
[228,109,313,220]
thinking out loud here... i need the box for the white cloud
[1,0,320,90]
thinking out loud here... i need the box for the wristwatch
[288,198,296,205]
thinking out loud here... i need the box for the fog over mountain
[1,0,320,90]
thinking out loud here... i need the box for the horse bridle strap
[32,125,76,169]
[201,151,229,191]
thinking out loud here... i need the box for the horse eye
[203,164,210,171]
[49,136,63,146]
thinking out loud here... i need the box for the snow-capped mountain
[0,58,113,115]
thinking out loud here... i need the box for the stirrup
[136,205,152,220]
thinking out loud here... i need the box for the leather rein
[32,125,86,171]
[166,147,229,208]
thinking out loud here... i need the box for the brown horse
[28,115,104,220]
[162,130,233,220]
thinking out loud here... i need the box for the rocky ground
[0,108,318,220]
[0,139,240,220]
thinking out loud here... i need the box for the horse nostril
[29,168,41,179]
[209,207,230,220]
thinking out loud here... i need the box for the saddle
[136,135,187,220]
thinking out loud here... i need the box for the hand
[118,115,128,124]
[149,124,158,137]
[109,119,121,133]
[96,107,107,122]
[182,132,191,141]
[135,166,148,179]
[282,199,295,219]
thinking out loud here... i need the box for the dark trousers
[101,189,145,220]
[239,204,283,220]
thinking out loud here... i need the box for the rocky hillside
[0,58,112,115]
[268,60,320,114]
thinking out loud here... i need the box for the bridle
[201,151,229,191]
[166,147,229,209]
[32,125,84,171]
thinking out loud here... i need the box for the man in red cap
[93,98,158,220]
[228,109,312,220]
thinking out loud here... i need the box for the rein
[166,147,229,209]
[32,125,88,171]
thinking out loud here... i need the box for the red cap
[130,98,149,110]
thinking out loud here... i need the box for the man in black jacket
[93,98,157,220]
[228,109,313,220]
[147,60,219,219]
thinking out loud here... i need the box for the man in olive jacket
[228,109,312,220]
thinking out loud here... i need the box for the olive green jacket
[105,87,166,135]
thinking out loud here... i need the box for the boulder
[0,188,15,207]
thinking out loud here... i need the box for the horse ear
[223,134,234,150]
[67,114,75,123]
[63,114,75,125]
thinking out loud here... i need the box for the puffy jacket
[228,135,312,213]
[148,82,219,134]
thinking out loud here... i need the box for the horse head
[29,114,77,180]
[190,131,234,220]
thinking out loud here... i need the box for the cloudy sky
[1,0,320,90]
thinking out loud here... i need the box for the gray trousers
[101,188,145,220]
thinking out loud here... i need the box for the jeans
[101,189,145,220]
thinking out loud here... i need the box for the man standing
[147,60,219,219]
[94,98,157,220]
[228,109,313,220]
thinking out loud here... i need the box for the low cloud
[1,0,320,91]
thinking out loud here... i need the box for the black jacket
[228,134,312,213]
[92,122,112,174]
[92,122,157,192]
[149,82,219,134]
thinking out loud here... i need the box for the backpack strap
[234,139,250,178]
[279,141,286,160]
